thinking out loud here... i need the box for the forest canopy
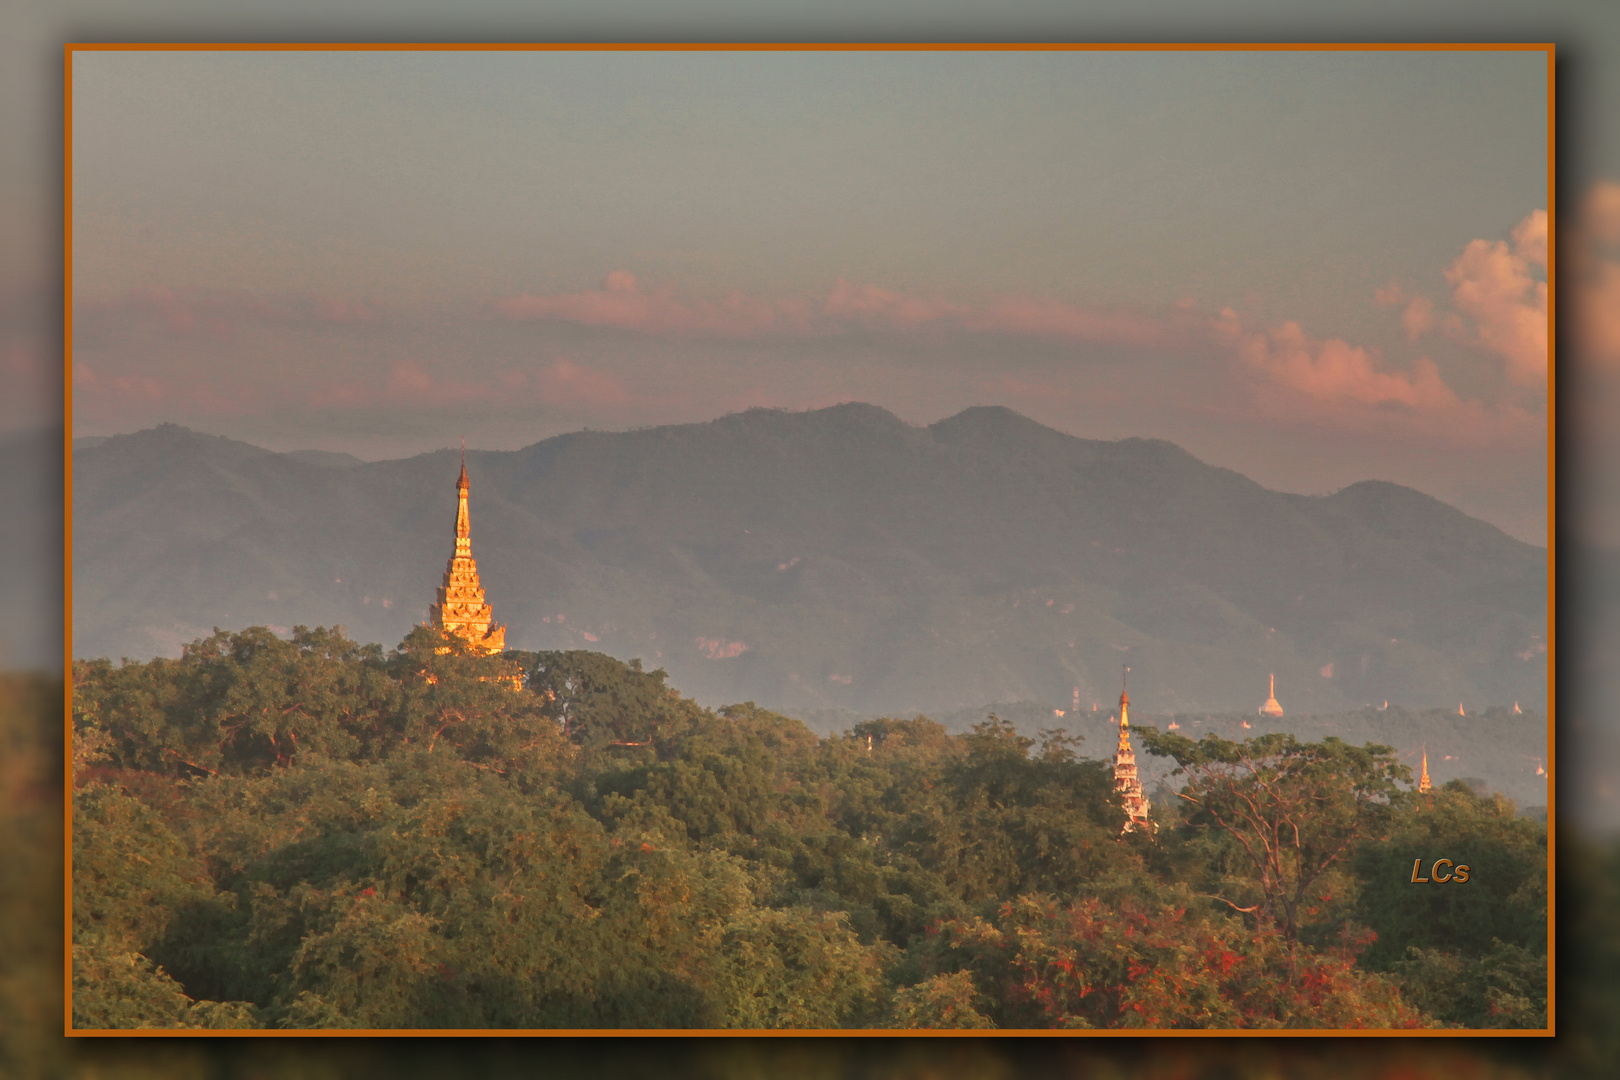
[70,627,1547,1030]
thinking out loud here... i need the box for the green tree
[884,717,1143,907]
[1140,730,1405,942]
[711,905,888,1028]
[1351,779,1548,1028]
[1354,780,1547,968]
[516,649,702,751]
[74,626,396,776]
[69,627,1557,1033]
[72,938,262,1030]
[885,971,995,1029]
[1390,940,1546,1029]
[388,627,571,780]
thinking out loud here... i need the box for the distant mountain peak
[943,404,1031,423]
[282,449,368,470]
[777,401,910,428]
[99,423,268,456]
[931,404,1039,430]
[699,402,915,444]
[927,405,1076,448]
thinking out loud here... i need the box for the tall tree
[1139,730,1405,942]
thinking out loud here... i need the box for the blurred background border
[5,1,1614,1076]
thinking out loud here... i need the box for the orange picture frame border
[62,39,1557,1038]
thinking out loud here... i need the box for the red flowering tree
[924,895,1428,1029]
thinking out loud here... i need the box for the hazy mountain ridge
[70,406,1546,721]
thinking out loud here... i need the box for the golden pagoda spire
[427,444,507,655]
[1112,666,1152,835]
[1259,673,1284,717]
[1418,747,1432,795]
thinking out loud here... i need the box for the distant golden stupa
[1112,669,1153,835]
[1259,673,1284,717]
[1418,747,1432,794]
[427,443,507,655]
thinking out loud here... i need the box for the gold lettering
[1410,858,1429,883]
[1452,864,1470,883]
[1432,859,1454,883]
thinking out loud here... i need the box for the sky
[63,46,1555,543]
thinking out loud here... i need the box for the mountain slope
[70,407,1547,719]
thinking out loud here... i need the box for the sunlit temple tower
[1259,673,1284,717]
[427,444,507,654]
[1112,670,1153,834]
[1418,747,1432,795]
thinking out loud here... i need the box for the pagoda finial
[1419,747,1432,794]
[457,436,469,489]
[1119,666,1130,725]
[1260,673,1284,717]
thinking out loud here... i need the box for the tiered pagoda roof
[427,446,507,655]
[1113,672,1152,835]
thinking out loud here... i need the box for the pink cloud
[77,287,390,340]
[73,358,271,424]
[1511,209,1549,270]
[494,273,1170,348]
[821,279,965,328]
[536,358,629,408]
[969,296,1167,348]
[385,363,448,404]
[1402,296,1435,340]
[72,362,164,403]
[1374,281,1435,340]
[381,362,510,408]
[1576,183,1620,371]
[1215,310,1461,412]
[1580,258,1620,370]
[696,637,748,660]
[92,286,231,340]
[2,336,54,429]
[5,342,43,382]
[1587,181,1620,247]
[1442,209,1549,387]
[495,272,812,337]
[1209,305,1542,448]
